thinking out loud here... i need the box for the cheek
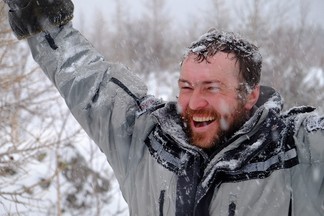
[214,98,236,115]
[177,95,189,112]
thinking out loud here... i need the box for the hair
[181,29,262,91]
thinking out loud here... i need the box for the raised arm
[5,0,149,182]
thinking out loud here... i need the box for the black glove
[5,0,74,39]
[4,0,30,10]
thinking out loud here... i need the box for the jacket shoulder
[284,106,324,163]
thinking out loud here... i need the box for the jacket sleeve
[27,23,148,183]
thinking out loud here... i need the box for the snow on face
[218,98,232,130]
[220,116,230,131]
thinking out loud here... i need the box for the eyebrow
[178,79,190,84]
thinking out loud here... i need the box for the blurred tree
[208,0,324,112]
[89,11,111,57]
[204,0,231,31]
[103,0,178,75]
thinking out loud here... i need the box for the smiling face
[178,52,260,149]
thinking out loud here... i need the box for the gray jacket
[27,24,324,216]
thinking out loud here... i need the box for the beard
[182,102,249,151]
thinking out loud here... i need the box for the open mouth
[192,116,215,128]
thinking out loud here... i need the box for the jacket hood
[255,85,283,111]
[232,85,283,137]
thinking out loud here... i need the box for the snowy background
[0,0,323,215]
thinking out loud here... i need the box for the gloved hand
[4,0,30,10]
[4,0,74,39]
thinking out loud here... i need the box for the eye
[180,86,193,91]
[206,85,221,93]
[179,82,193,92]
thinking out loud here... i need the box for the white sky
[73,0,324,29]
[73,0,207,28]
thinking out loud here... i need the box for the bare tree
[224,0,324,112]
[1,3,58,214]
[203,0,231,31]
[102,0,179,75]
[0,2,128,215]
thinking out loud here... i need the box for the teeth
[193,116,215,122]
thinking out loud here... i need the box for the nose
[189,89,208,110]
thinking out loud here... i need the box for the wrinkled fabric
[27,24,324,216]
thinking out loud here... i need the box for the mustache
[183,108,221,120]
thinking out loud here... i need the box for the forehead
[180,52,240,84]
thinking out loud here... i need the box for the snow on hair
[181,28,262,90]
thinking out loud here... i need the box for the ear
[244,85,260,110]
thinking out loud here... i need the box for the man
[5,0,324,215]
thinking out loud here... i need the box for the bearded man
[4,0,324,215]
